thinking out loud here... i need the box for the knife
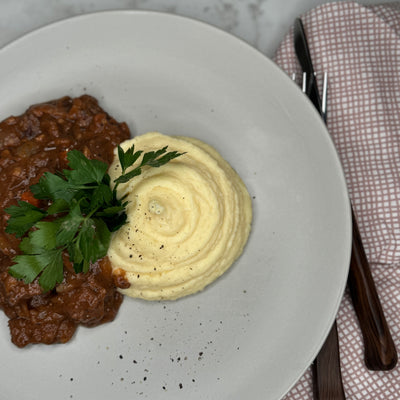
[293,17,397,371]
[293,18,346,400]
[312,321,345,400]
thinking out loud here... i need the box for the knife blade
[293,17,397,371]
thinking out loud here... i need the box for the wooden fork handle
[312,321,346,400]
[347,208,398,370]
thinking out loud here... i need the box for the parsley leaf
[5,142,184,292]
[31,172,77,203]
[37,250,64,292]
[9,254,46,283]
[56,202,83,246]
[91,184,113,209]
[4,201,46,237]
[118,144,142,173]
[78,218,110,268]
[29,221,59,250]
[64,150,109,185]
[114,145,184,185]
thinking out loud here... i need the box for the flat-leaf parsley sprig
[5,144,184,292]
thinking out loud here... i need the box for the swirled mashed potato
[107,132,252,300]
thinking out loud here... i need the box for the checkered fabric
[273,2,400,399]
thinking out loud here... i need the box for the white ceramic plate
[0,11,351,400]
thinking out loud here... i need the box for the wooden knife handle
[347,208,398,370]
[312,321,346,400]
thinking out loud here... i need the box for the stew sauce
[0,95,130,347]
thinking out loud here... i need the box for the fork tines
[292,72,328,121]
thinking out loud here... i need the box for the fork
[294,72,346,400]
[293,17,397,372]
[296,70,398,371]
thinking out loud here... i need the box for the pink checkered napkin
[273,1,400,399]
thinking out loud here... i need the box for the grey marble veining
[0,0,395,57]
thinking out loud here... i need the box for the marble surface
[0,0,395,57]
[0,0,397,399]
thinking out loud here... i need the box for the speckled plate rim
[0,10,351,400]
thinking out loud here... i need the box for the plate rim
[0,9,352,400]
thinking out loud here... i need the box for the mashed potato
[107,132,252,300]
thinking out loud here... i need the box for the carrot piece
[20,191,40,207]
[60,150,69,164]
